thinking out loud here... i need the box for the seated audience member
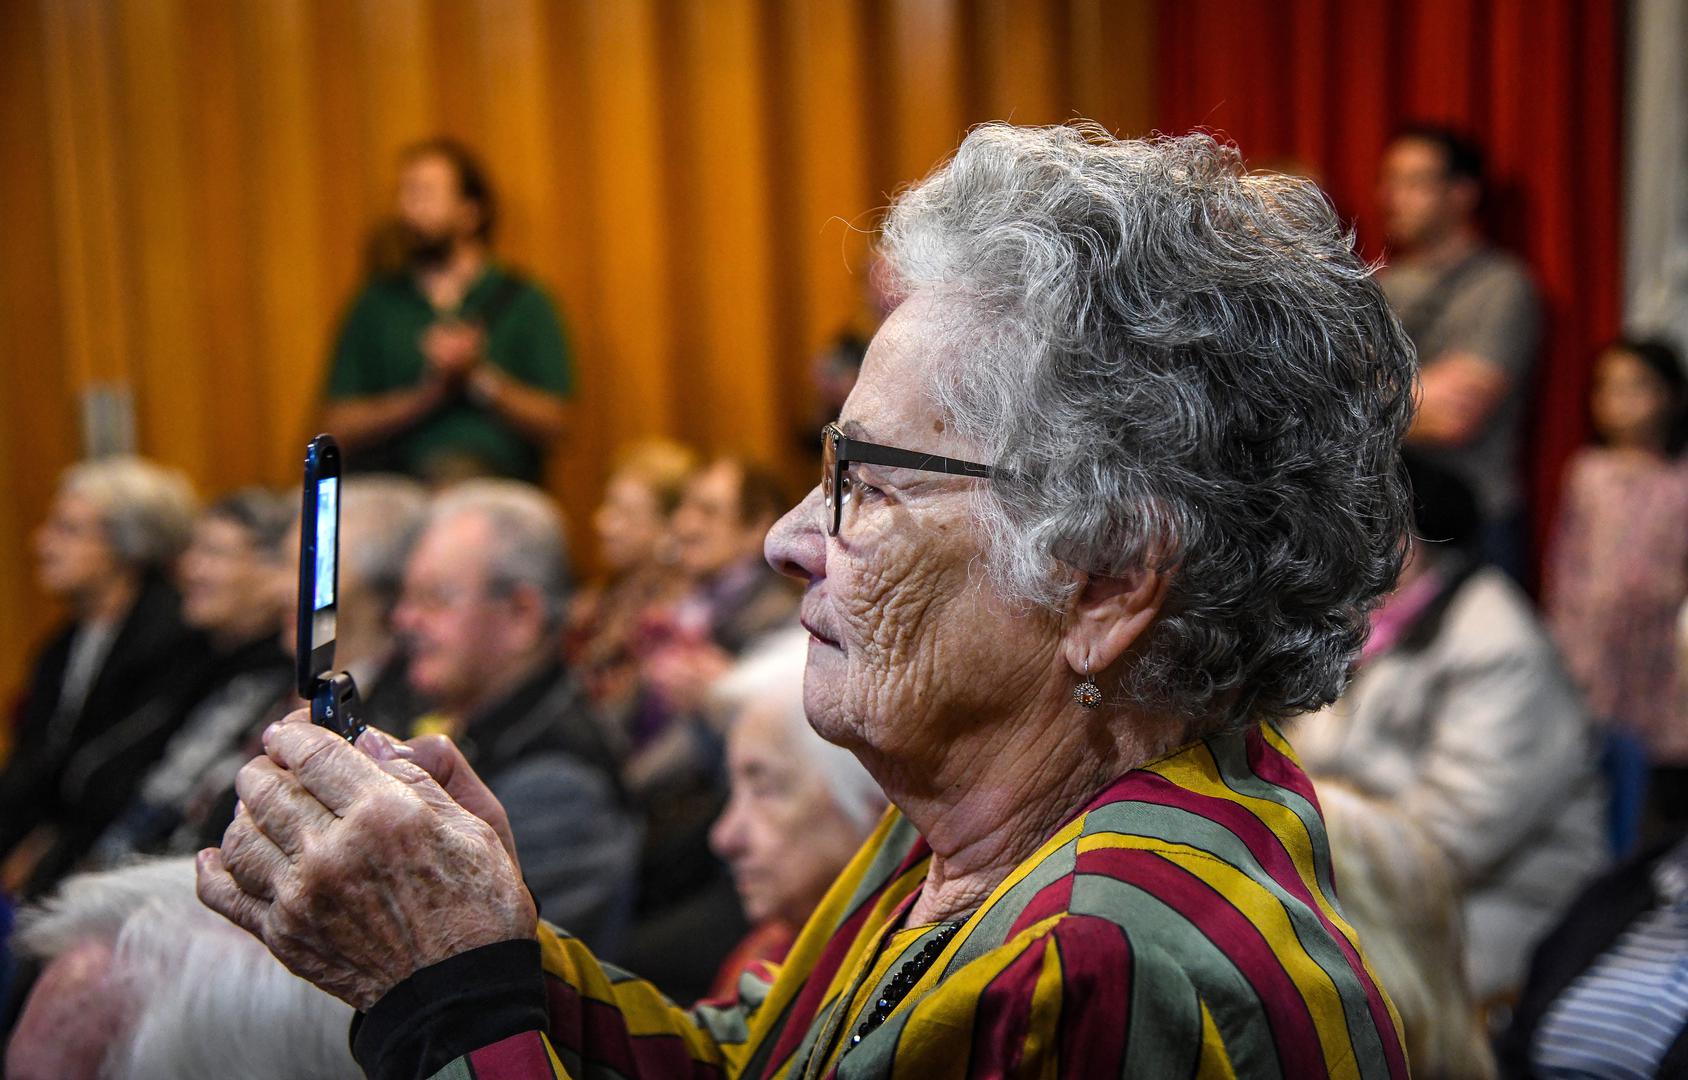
[5,857,357,1079]
[1292,454,1608,1002]
[569,439,698,727]
[394,480,638,956]
[704,628,886,1001]
[616,459,799,996]
[1546,338,1688,834]
[664,457,799,656]
[1498,832,1688,1077]
[628,456,799,777]
[0,458,197,898]
[92,489,294,863]
[203,126,1416,1077]
[1317,779,1497,1079]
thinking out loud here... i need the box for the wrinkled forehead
[846,290,980,455]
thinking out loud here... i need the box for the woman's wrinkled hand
[356,726,520,862]
[195,712,536,1011]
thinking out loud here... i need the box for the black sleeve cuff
[351,937,548,1080]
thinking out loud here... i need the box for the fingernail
[357,729,414,761]
[262,722,279,747]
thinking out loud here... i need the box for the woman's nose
[764,486,826,584]
[709,801,747,859]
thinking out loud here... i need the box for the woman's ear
[1061,566,1171,678]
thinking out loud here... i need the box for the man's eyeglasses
[821,422,997,537]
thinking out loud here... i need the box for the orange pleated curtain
[0,0,1156,700]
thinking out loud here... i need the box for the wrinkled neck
[881,696,1189,926]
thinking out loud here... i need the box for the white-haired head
[60,457,198,575]
[879,124,1416,730]
[711,628,885,833]
[8,858,358,1080]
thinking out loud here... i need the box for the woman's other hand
[196,715,536,1010]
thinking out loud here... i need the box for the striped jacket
[361,721,1407,1079]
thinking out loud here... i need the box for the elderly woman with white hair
[1,457,197,897]
[705,628,886,1000]
[200,124,1414,1078]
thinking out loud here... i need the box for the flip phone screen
[312,476,338,649]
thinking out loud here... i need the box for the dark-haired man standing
[323,139,573,485]
[1378,125,1540,579]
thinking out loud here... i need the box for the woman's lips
[800,616,840,648]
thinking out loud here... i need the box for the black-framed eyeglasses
[822,422,998,537]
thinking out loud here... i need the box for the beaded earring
[1072,660,1103,710]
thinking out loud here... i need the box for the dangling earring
[1073,660,1103,710]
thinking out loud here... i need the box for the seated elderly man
[6,857,358,1079]
[391,480,639,956]
[201,124,1414,1078]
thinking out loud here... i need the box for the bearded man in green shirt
[322,139,573,485]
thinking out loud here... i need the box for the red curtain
[1154,0,1625,581]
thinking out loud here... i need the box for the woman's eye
[845,475,883,501]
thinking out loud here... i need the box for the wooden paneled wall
[0,0,1154,699]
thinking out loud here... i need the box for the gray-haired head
[711,627,886,833]
[339,476,429,620]
[879,123,1416,729]
[12,857,359,1079]
[426,479,572,628]
[60,457,198,575]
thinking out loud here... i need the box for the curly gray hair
[879,124,1415,728]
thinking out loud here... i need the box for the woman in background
[1547,338,1688,834]
[1292,453,1607,1003]
[705,629,884,1000]
[0,458,198,898]
[569,439,697,732]
[92,489,295,863]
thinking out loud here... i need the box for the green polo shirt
[325,264,573,483]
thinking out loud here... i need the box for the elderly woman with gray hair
[1,457,197,897]
[705,628,886,1000]
[200,124,1414,1078]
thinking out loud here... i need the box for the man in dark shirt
[322,139,573,484]
[392,481,638,958]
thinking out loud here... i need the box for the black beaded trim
[848,922,962,1051]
